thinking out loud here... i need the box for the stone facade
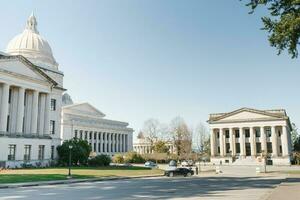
[208,108,292,166]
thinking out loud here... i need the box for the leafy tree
[244,0,300,58]
[291,123,300,150]
[113,154,125,164]
[57,138,91,166]
[88,154,111,167]
[153,141,169,153]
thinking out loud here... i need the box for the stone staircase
[232,157,260,166]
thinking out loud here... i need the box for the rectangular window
[24,145,31,161]
[236,143,240,153]
[50,99,56,111]
[94,143,96,152]
[217,132,220,138]
[267,142,272,153]
[50,120,55,135]
[89,132,92,140]
[245,129,250,138]
[256,142,262,154]
[6,115,10,132]
[38,145,45,160]
[51,145,55,160]
[94,132,97,140]
[255,128,261,137]
[74,130,78,139]
[98,133,101,140]
[80,130,83,139]
[226,143,230,153]
[266,128,272,137]
[217,146,220,154]
[225,130,230,138]
[8,88,12,103]
[278,130,281,137]
[8,144,16,161]
[235,130,240,138]
[98,143,101,152]
[279,145,282,154]
[85,131,88,140]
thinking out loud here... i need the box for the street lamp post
[68,144,73,178]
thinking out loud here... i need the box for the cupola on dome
[6,13,58,69]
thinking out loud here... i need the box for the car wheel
[186,172,192,177]
[169,172,174,177]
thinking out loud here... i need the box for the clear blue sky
[0,0,299,136]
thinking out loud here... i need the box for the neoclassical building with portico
[208,108,292,165]
[0,13,64,168]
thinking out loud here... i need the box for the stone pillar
[261,127,267,154]
[37,93,46,136]
[240,128,245,157]
[16,87,25,133]
[210,129,216,157]
[229,128,234,156]
[30,90,39,134]
[282,126,289,157]
[250,127,256,157]
[271,126,278,157]
[43,93,50,135]
[219,128,225,156]
[0,83,10,132]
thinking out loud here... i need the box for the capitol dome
[6,13,58,69]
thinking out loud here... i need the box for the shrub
[124,152,145,163]
[57,138,91,166]
[88,154,111,167]
[113,154,124,164]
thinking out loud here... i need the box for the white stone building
[208,108,292,166]
[61,97,134,156]
[133,132,176,154]
[0,14,64,168]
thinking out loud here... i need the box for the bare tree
[142,118,161,149]
[194,122,210,153]
[169,117,192,159]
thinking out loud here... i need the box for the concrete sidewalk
[265,176,300,200]
[0,174,163,189]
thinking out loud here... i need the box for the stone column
[37,93,46,136]
[271,126,278,157]
[240,128,245,157]
[229,128,234,156]
[261,126,267,154]
[30,90,39,134]
[16,87,25,133]
[219,128,225,156]
[250,127,256,157]
[43,93,50,135]
[0,83,10,132]
[210,129,216,157]
[281,126,289,157]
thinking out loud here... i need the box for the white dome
[6,13,58,69]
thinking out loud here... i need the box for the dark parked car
[164,167,194,177]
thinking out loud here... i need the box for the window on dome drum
[245,129,250,138]
[50,99,56,111]
[225,130,230,138]
[256,142,262,154]
[8,144,16,161]
[266,128,272,137]
[24,145,31,161]
[255,128,261,137]
[38,145,45,160]
[50,120,55,135]
[235,130,240,138]
[51,145,55,160]
[236,143,240,153]
[267,142,272,153]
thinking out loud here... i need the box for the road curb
[0,174,163,189]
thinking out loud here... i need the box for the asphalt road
[0,175,287,200]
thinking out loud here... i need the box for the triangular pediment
[63,103,105,118]
[210,108,286,123]
[0,56,57,85]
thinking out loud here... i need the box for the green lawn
[0,166,163,184]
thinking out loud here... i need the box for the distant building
[61,97,134,156]
[208,108,292,165]
[133,132,176,154]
